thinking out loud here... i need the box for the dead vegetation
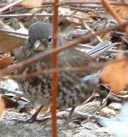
[0,0,127,137]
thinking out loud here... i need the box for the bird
[13,21,101,122]
[26,18,71,49]
[26,21,52,49]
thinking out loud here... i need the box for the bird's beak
[81,72,101,86]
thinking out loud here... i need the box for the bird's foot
[63,106,75,126]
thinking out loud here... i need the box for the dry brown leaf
[112,5,128,19]
[2,95,18,109]
[101,58,128,95]
[0,95,7,115]
[0,94,18,115]
[0,32,25,52]
[21,0,43,8]
[0,55,13,69]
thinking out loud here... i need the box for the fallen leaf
[0,94,6,115]
[112,5,128,19]
[0,55,13,69]
[0,94,18,115]
[101,58,128,94]
[0,32,25,52]
[21,0,43,8]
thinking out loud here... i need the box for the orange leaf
[101,0,124,24]
[101,58,128,94]
[112,5,128,19]
[0,55,13,69]
[101,0,128,32]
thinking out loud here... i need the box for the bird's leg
[68,106,75,120]
[83,90,96,104]
[65,106,75,125]
[26,104,45,123]
[101,90,112,106]
[65,90,96,124]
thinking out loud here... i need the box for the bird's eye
[48,36,52,42]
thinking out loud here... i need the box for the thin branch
[51,0,59,137]
[0,0,23,13]
[101,0,128,32]
[0,13,52,18]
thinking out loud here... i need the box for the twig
[51,0,59,137]
[101,0,128,32]
[82,22,103,42]
[0,0,23,13]
[21,1,128,6]
[0,13,52,18]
